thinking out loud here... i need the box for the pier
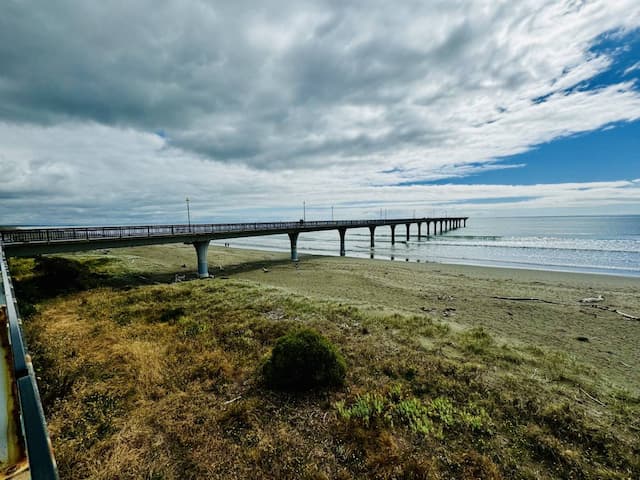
[1,216,468,278]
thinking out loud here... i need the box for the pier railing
[0,218,465,245]
[0,243,59,478]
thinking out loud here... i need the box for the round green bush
[263,328,346,391]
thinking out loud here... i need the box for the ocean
[211,215,640,278]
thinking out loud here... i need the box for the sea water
[211,215,640,277]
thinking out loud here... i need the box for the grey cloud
[7,0,625,170]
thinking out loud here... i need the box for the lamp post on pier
[186,197,191,232]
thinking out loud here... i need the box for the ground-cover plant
[11,247,640,479]
[335,386,492,437]
[262,328,347,391]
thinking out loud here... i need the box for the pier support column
[369,226,376,248]
[338,228,346,256]
[193,241,210,278]
[405,223,410,241]
[464,219,466,227]
[288,232,299,262]
[418,222,422,239]
[439,220,443,234]
[390,225,396,245]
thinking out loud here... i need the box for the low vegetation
[9,251,640,479]
[263,328,346,391]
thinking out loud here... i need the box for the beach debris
[174,273,186,283]
[181,263,187,268]
[223,396,242,405]
[588,304,639,321]
[580,295,604,303]
[437,294,455,301]
[575,336,590,342]
[491,296,561,305]
[443,307,456,317]
[102,249,110,254]
[265,309,285,321]
[614,310,639,321]
[262,267,270,273]
[579,387,606,407]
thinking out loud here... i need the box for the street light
[303,201,306,222]
[186,197,191,231]
[331,206,334,221]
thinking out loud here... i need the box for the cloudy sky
[1,0,639,225]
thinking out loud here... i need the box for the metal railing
[0,243,59,479]
[0,217,468,245]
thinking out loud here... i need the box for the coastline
[209,240,640,279]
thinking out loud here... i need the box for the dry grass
[10,249,640,479]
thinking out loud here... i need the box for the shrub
[263,328,346,391]
[33,256,86,293]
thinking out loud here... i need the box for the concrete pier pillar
[426,221,430,236]
[464,219,466,227]
[418,222,422,239]
[439,220,443,234]
[193,241,210,278]
[390,225,396,245]
[369,226,376,248]
[338,228,346,256]
[288,232,299,262]
[405,223,410,241]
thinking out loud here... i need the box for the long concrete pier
[1,216,468,278]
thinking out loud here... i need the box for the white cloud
[0,0,639,223]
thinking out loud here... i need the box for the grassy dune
[10,245,640,479]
